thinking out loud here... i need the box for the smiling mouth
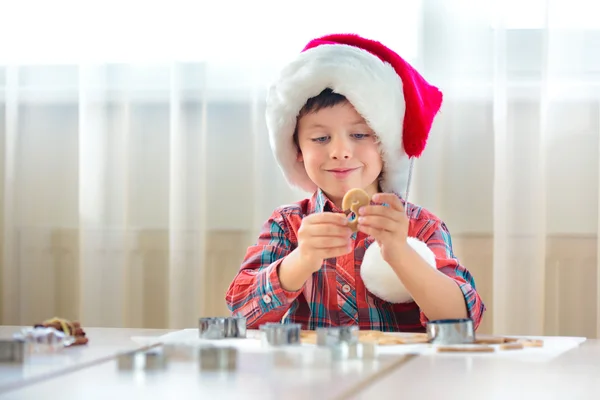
[328,168,358,173]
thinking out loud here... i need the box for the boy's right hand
[297,212,353,272]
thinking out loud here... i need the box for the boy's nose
[330,138,352,159]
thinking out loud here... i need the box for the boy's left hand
[357,193,409,267]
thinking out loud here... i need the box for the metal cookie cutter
[317,326,359,361]
[117,350,139,370]
[163,343,196,361]
[426,318,475,345]
[198,346,237,372]
[359,341,378,360]
[316,326,359,347]
[316,327,379,361]
[331,342,360,361]
[271,346,333,368]
[199,316,247,339]
[0,339,25,364]
[260,323,301,346]
[143,348,167,370]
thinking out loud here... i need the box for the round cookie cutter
[426,318,475,345]
[143,348,168,370]
[315,326,377,361]
[316,326,359,347]
[198,346,237,372]
[116,350,138,370]
[199,316,247,339]
[259,323,301,346]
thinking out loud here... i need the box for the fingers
[357,224,393,243]
[356,193,408,241]
[300,212,352,238]
[298,212,353,261]
[372,193,405,213]
[304,212,349,226]
[358,205,403,222]
[299,234,352,260]
[356,193,406,228]
[303,223,352,237]
[357,214,398,232]
[304,236,351,249]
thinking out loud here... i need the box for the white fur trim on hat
[265,44,411,195]
[360,237,437,303]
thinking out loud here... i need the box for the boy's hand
[357,193,409,267]
[297,212,353,272]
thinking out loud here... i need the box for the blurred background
[0,0,598,338]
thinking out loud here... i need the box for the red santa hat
[265,33,443,304]
[265,33,443,196]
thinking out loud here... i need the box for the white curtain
[1,0,598,337]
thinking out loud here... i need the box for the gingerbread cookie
[35,317,88,346]
[300,329,428,346]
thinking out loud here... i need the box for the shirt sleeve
[225,211,303,329]
[419,221,486,330]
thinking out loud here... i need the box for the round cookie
[342,188,371,232]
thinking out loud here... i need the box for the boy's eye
[311,136,330,143]
[352,133,371,139]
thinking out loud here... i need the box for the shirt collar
[309,188,340,214]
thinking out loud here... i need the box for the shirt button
[342,285,351,294]
[263,295,272,304]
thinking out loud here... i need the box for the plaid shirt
[226,189,485,332]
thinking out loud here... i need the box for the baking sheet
[131,329,586,363]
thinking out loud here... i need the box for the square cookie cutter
[0,339,25,364]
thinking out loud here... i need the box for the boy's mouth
[327,167,359,178]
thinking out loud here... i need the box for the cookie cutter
[259,323,301,346]
[198,316,247,339]
[0,339,25,363]
[143,348,167,370]
[426,318,475,345]
[316,326,359,347]
[314,327,379,360]
[331,341,360,361]
[117,350,139,370]
[163,343,196,361]
[271,347,333,368]
[198,346,237,371]
[359,341,378,360]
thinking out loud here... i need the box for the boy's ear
[296,150,303,162]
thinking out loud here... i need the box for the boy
[225,34,485,332]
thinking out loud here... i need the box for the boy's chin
[321,185,360,199]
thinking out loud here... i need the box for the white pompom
[360,237,437,303]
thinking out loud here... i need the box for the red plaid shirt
[226,189,485,332]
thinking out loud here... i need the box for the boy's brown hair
[292,88,383,190]
[293,88,348,150]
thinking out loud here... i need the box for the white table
[0,326,174,394]
[1,326,597,399]
[353,339,600,399]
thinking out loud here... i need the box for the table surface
[0,326,174,394]
[1,326,599,399]
[355,339,600,399]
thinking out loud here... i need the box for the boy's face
[296,101,383,206]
